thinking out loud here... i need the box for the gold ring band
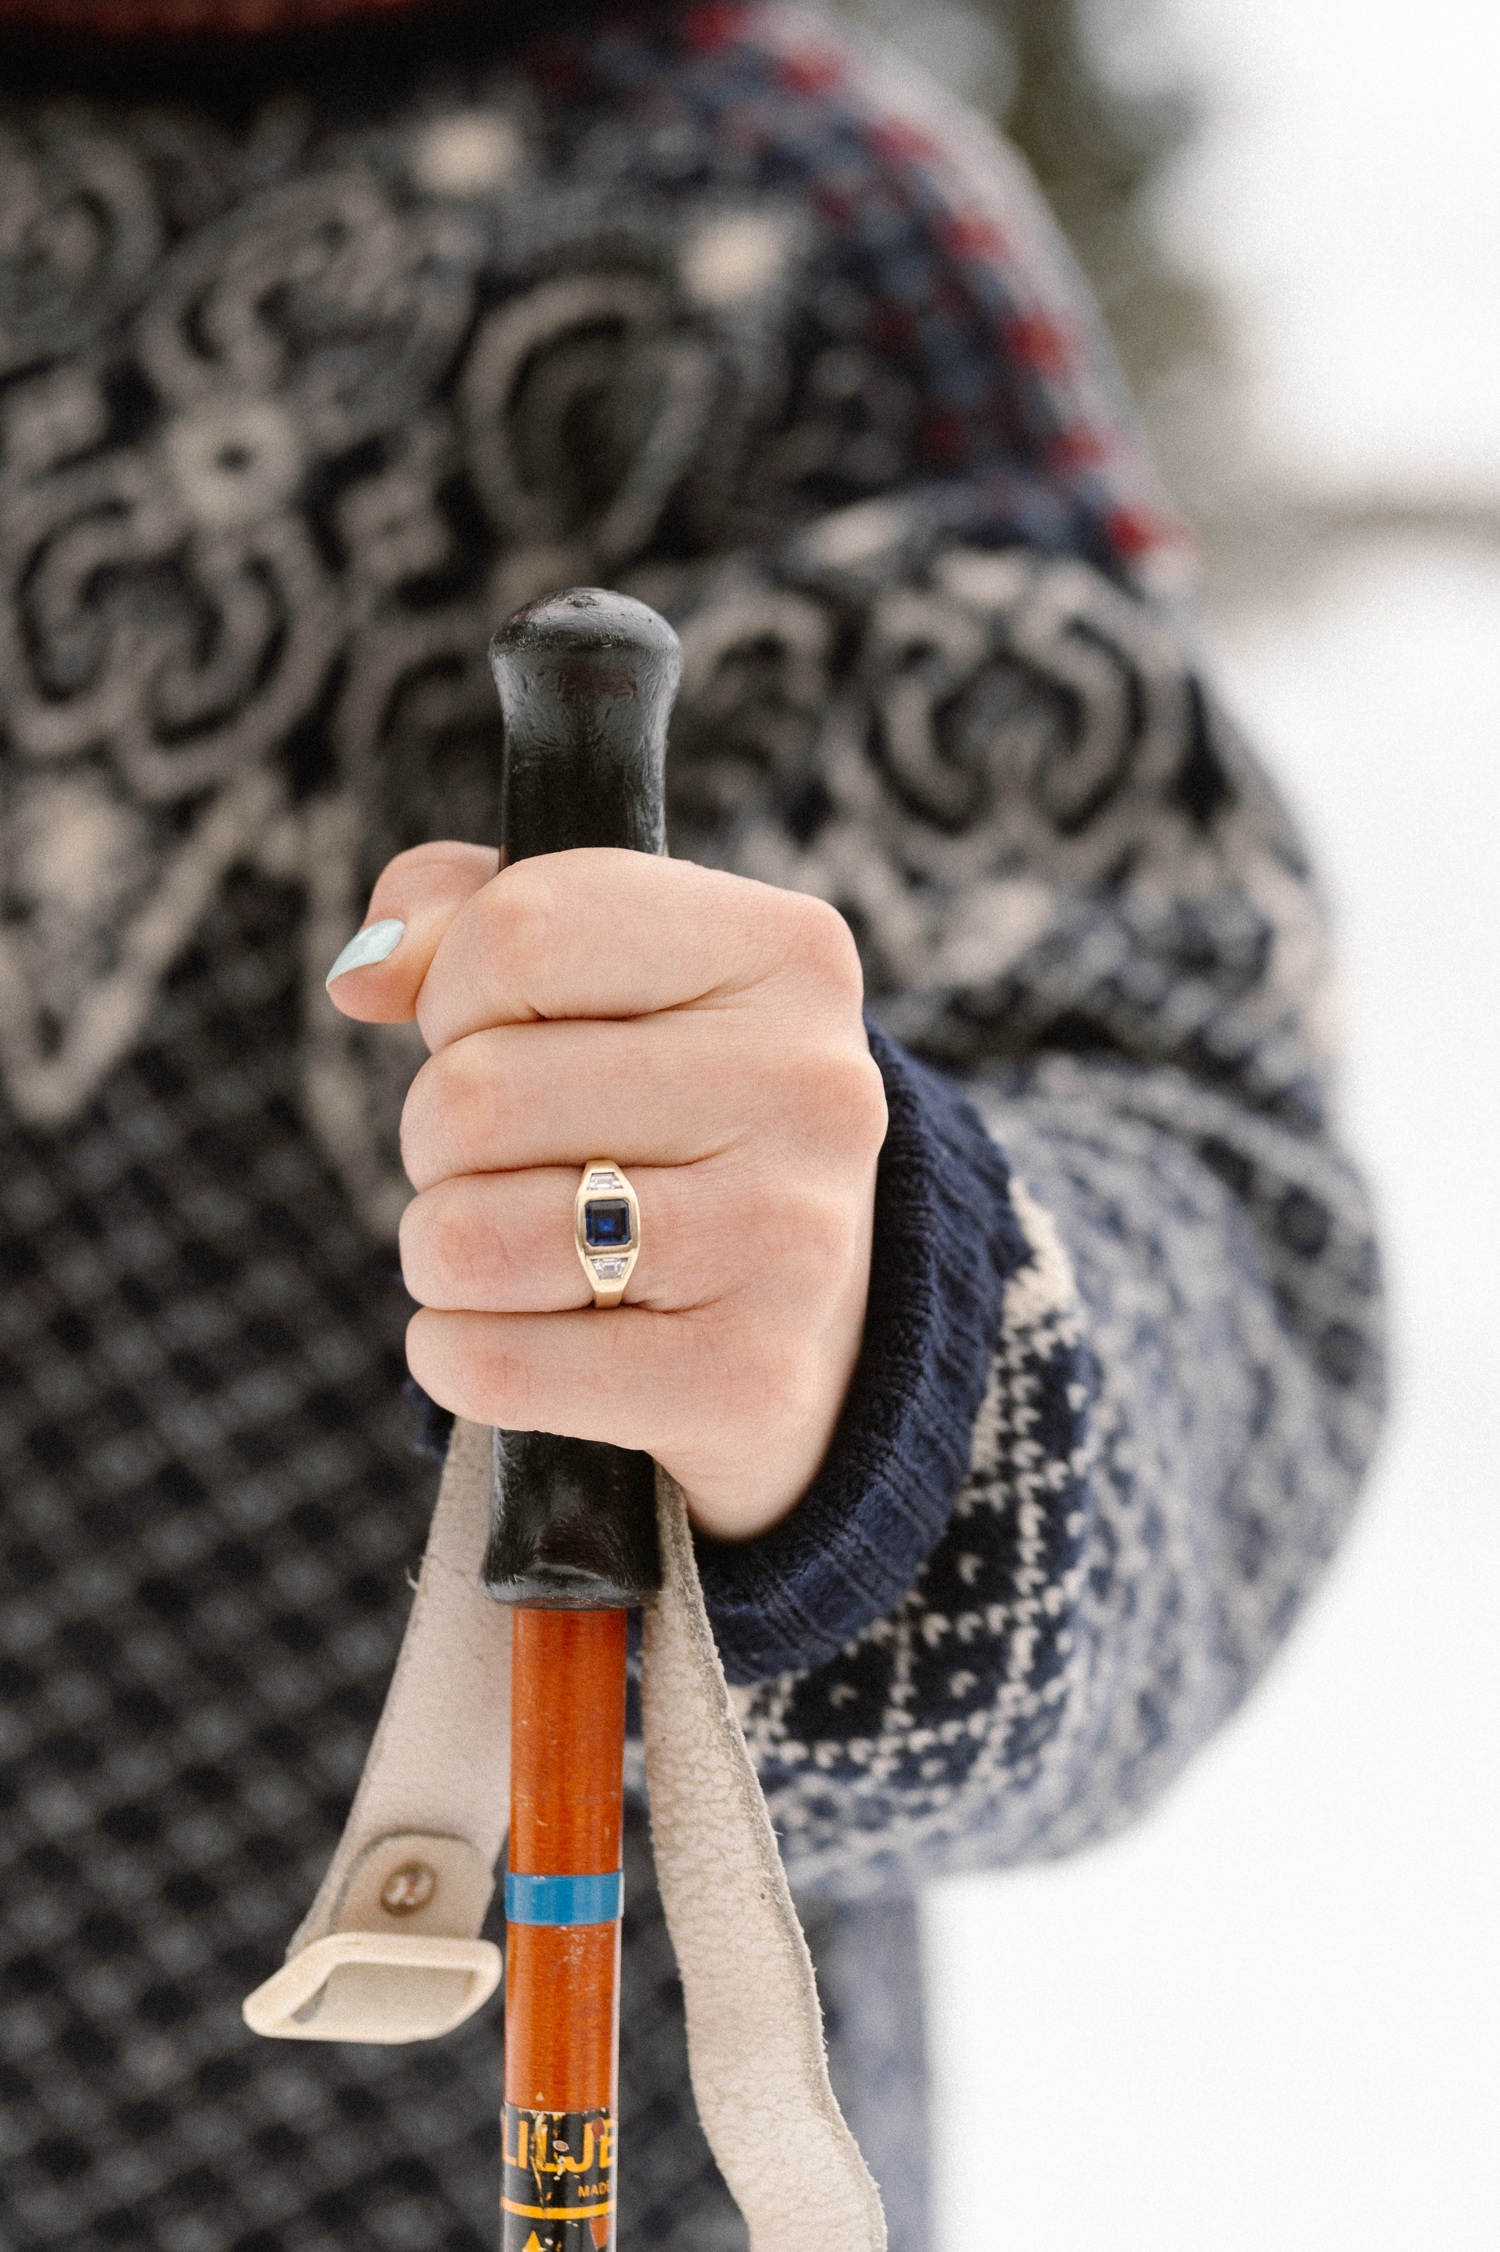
[574,1161,640,1308]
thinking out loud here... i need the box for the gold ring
[575,1161,640,1308]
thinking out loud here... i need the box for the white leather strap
[243,1418,508,2044]
[244,1432,886,2252]
[643,1470,887,2252]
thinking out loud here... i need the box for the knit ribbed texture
[695,1025,1028,1682]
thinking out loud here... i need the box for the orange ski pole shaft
[502,1609,626,2251]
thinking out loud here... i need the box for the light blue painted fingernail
[326,918,406,986]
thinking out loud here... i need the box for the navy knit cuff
[693,1024,1032,1685]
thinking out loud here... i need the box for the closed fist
[327,846,886,1540]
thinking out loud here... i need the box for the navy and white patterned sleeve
[660,524,1385,1895]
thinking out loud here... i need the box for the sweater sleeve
[657,519,1385,1894]
[692,1022,1032,1680]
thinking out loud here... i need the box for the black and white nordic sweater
[0,5,1384,2248]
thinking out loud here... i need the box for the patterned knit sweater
[0,6,1384,2248]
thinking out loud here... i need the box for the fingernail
[326,918,406,986]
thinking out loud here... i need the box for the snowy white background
[921,4,1500,2243]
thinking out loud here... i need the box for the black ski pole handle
[479,586,681,1609]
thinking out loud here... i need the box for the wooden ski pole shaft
[483,589,682,2252]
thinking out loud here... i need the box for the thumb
[324,842,499,1024]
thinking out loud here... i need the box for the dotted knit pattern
[0,6,1382,2248]
[736,1063,1380,1895]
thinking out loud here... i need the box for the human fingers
[414,848,862,1051]
[399,1009,881,1189]
[405,1301,843,1538]
[400,1155,864,1316]
[324,842,498,1024]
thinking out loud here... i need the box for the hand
[327,846,887,1540]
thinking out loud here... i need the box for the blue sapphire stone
[584,1198,632,1250]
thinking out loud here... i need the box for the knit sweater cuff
[693,1024,1032,1685]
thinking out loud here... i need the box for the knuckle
[370,838,492,915]
[407,1310,515,1428]
[400,1039,499,1187]
[398,1070,433,1186]
[383,840,463,884]
[399,1058,446,1188]
[842,1046,889,1155]
[479,859,559,978]
[399,1188,481,1308]
[788,1041,887,1163]
[785,892,864,999]
[397,1197,432,1299]
[403,1309,455,1406]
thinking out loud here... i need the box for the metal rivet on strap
[380,1862,437,1916]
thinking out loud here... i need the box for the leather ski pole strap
[242,1417,506,2043]
[643,1468,887,2252]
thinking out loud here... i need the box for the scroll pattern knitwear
[0,5,1384,2248]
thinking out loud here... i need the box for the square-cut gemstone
[584,1198,633,1249]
